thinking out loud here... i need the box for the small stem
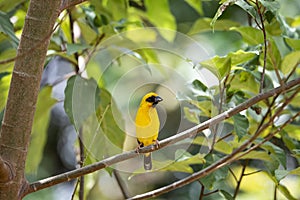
[244,170,262,176]
[78,127,85,200]
[229,167,238,183]
[199,182,205,200]
[274,184,277,200]
[203,190,219,196]
[216,132,232,143]
[233,160,248,199]
[113,169,130,199]
[255,0,268,93]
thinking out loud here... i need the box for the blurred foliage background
[0,0,300,199]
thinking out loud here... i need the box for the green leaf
[260,39,281,70]
[276,14,299,39]
[238,150,273,162]
[78,87,125,160]
[188,100,212,117]
[289,167,300,176]
[26,86,57,173]
[106,0,127,21]
[275,169,289,181]
[193,136,233,154]
[280,130,297,152]
[188,18,240,35]
[264,157,279,174]
[230,70,259,94]
[219,190,234,200]
[231,27,264,45]
[184,107,200,124]
[95,88,125,148]
[200,154,229,189]
[200,56,231,80]
[66,43,91,55]
[210,0,236,29]
[191,79,207,92]
[77,20,97,44]
[280,51,300,75]
[144,0,176,42]
[0,0,24,12]
[0,11,19,48]
[233,113,249,140]
[200,50,257,80]
[277,184,298,200]
[0,72,11,110]
[64,75,101,130]
[285,38,300,50]
[184,0,204,15]
[0,48,16,73]
[261,142,286,169]
[228,50,258,66]
[235,0,257,18]
[259,0,280,14]
[175,149,193,161]
[283,124,300,140]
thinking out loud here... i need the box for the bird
[135,92,163,170]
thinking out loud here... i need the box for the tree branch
[24,77,300,196]
[0,0,62,199]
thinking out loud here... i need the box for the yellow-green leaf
[26,86,57,173]
[280,51,300,75]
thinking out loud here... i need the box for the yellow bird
[135,92,163,170]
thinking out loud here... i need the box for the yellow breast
[135,106,160,146]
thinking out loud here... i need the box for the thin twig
[229,168,238,183]
[203,190,219,196]
[255,0,268,93]
[78,127,85,200]
[199,182,205,200]
[244,170,262,176]
[24,78,300,196]
[71,179,80,200]
[233,160,248,199]
[216,132,232,143]
[274,185,277,200]
[113,169,130,199]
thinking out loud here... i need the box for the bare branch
[24,77,300,196]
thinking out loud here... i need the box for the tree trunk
[0,0,61,199]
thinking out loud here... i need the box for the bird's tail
[144,153,152,170]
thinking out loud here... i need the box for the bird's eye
[146,96,156,103]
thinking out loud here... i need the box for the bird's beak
[152,96,163,107]
[155,96,163,103]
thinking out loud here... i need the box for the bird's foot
[153,140,160,149]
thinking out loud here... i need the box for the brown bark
[0,0,61,199]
